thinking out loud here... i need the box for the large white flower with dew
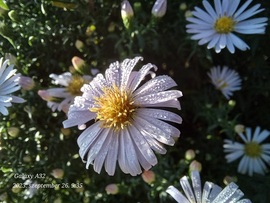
[186,0,268,53]
[38,72,93,113]
[63,57,182,176]
[224,126,270,176]
[0,58,25,115]
[208,66,241,99]
[166,170,251,203]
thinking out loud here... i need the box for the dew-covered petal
[212,182,239,203]
[133,75,178,97]
[104,130,119,176]
[118,127,142,176]
[135,90,182,106]
[166,186,190,203]
[191,171,202,203]
[120,56,143,90]
[137,108,182,124]
[93,130,113,174]
[128,63,158,92]
[129,125,158,166]
[180,176,196,203]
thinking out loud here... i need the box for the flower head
[0,58,25,115]
[152,0,167,18]
[224,126,270,176]
[166,170,251,203]
[186,0,268,53]
[208,66,241,99]
[63,57,182,176]
[38,72,94,113]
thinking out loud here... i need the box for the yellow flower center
[89,85,136,130]
[214,16,235,33]
[216,79,228,89]
[66,75,86,96]
[244,142,262,158]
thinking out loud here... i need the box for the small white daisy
[63,56,182,176]
[224,126,270,176]
[166,170,251,203]
[0,58,25,116]
[38,72,93,113]
[186,0,268,53]
[208,66,241,99]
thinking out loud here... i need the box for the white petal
[133,75,178,98]
[137,108,182,124]
[63,107,95,128]
[128,125,158,166]
[128,63,157,92]
[104,130,119,176]
[191,171,202,203]
[93,130,113,173]
[166,186,190,203]
[120,56,143,90]
[135,90,182,105]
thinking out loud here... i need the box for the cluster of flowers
[1,0,269,201]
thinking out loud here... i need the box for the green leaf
[0,0,9,10]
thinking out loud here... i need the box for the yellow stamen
[216,79,228,89]
[66,75,87,96]
[244,142,262,158]
[214,16,235,34]
[89,85,136,130]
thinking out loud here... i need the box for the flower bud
[179,3,187,10]
[51,168,64,179]
[12,186,21,193]
[121,0,134,29]
[234,124,245,134]
[189,160,202,172]
[75,40,84,52]
[105,184,119,195]
[223,175,237,185]
[23,155,32,163]
[142,170,156,184]
[185,149,196,160]
[18,76,35,90]
[151,0,167,18]
[7,127,20,137]
[72,56,88,74]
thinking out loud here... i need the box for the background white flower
[166,170,251,203]
[186,0,268,53]
[38,72,93,113]
[208,66,241,99]
[224,126,270,176]
[63,56,182,176]
[0,58,25,116]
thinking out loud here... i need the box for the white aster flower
[63,56,182,176]
[38,72,94,113]
[186,0,268,53]
[166,170,251,203]
[224,126,270,176]
[0,58,25,116]
[208,66,241,99]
